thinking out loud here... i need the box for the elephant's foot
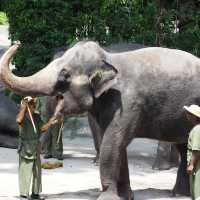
[152,159,172,170]
[118,184,133,200]
[172,187,190,197]
[172,176,190,196]
[97,190,121,200]
[93,154,99,166]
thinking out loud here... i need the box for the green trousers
[44,123,63,157]
[189,162,200,200]
[18,154,41,196]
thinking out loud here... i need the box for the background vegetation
[0,11,8,25]
[1,0,200,76]
[0,0,199,105]
[0,0,199,136]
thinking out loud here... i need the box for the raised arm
[41,95,64,132]
[16,100,27,125]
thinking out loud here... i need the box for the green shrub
[2,1,159,77]
[0,12,8,25]
[3,0,200,75]
[4,1,74,76]
[2,0,200,110]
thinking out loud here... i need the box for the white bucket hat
[183,104,200,118]
[24,96,33,102]
[21,96,36,105]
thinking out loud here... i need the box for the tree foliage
[2,0,200,77]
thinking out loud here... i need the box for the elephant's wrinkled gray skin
[0,49,18,148]
[1,41,199,200]
[152,141,179,170]
[0,83,18,148]
[46,43,146,164]
[91,43,146,163]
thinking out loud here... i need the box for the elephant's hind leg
[172,143,190,196]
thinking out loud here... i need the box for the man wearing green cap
[43,94,64,160]
[43,121,64,160]
[17,96,45,200]
[184,104,200,200]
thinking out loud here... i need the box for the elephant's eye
[54,69,71,92]
[64,73,70,80]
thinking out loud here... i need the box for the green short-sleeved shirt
[18,113,43,159]
[187,124,200,165]
[36,97,47,123]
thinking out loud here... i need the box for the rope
[27,104,37,134]
[57,121,64,144]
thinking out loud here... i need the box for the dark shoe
[43,154,52,159]
[30,194,45,200]
[19,195,28,200]
[57,155,63,160]
[53,155,63,160]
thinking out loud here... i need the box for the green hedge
[3,1,158,77]
[3,1,74,76]
[3,0,200,77]
[0,12,8,25]
[2,1,200,105]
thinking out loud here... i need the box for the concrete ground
[0,25,10,48]
[0,137,190,200]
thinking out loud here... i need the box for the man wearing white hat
[184,104,200,200]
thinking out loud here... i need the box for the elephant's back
[112,47,200,80]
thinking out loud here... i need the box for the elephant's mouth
[94,76,118,98]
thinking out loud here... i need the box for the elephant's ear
[89,60,118,98]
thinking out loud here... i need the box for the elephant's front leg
[88,112,103,165]
[117,150,133,200]
[98,126,133,200]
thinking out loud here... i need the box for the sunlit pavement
[0,25,10,48]
[0,137,190,200]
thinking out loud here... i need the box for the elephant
[0,80,18,148]
[2,41,199,200]
[48,43,181,169]
[46,43,147,164]
[152,141,179,170]
[0,48,18,148]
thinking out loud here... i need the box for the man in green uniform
[184,104,200,200]
[17,96,45,200]
[43,121,64,160]
[43,94,64,160]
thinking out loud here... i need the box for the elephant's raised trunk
[0,44,61,96]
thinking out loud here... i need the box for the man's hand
[187,164,194,174]
[21,99,27,109]
[16,100,27,124]
[41,122,51,133]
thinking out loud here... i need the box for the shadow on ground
[134,188,173,200]
[45,188,100,200]
[43,188,188,200]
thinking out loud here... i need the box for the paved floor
[0,137,190,200]
[0,25,10,48]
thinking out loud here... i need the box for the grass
[0,12,8,25]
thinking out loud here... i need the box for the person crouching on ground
[16,96,46,200]
[184,104,200,200]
